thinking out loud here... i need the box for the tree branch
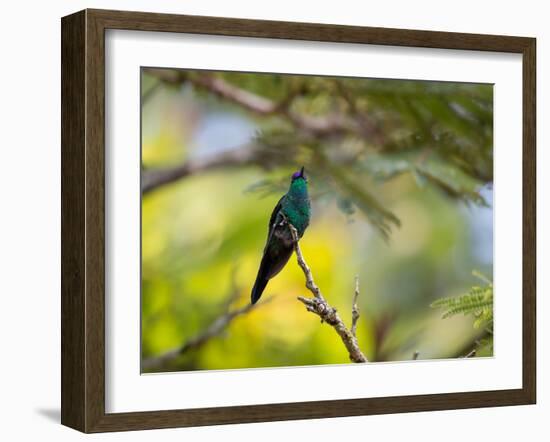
[142,294,270,371]
[142,144,257,194]
[143,68,359,137]
[287,223,368,363]
[139,69,387,195]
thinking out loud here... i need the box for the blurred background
[140,68,494,373]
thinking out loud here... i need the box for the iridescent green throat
[282,178,310,237]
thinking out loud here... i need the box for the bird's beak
[299,166,305,178]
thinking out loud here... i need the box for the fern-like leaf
[431,271,493,329]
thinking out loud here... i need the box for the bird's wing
[262,195,285,254]
[268,195,285,232]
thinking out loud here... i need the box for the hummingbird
[251,167,311,304]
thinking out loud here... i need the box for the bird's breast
[283,204,310,237]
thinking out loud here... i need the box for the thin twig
[142,295,270,371]
[451,329,491,359]
[462,348,477,358]
[287,223,368,363]
[290,233,324,302]
[351,276,360,338]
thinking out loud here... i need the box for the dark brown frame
[61,8,536,433]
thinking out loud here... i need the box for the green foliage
[237,75,491,237]
[365,150,489,207]
[431,271,493,327]
[144,70,492,238]
[431,271,493,355]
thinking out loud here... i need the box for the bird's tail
[251,257,271,304]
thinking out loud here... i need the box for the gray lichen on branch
[287,223,368,363]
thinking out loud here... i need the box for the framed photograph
[61,9,536,433]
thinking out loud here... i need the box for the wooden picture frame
[61,8,536,433]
